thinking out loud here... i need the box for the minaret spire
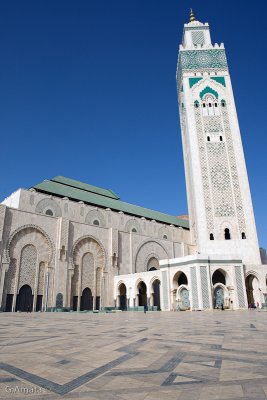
[189,8,196,22]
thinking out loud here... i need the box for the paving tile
[0,311,267,399]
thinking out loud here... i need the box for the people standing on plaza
[144,303,148,314]
[221,303,224,311]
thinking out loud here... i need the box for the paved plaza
[0,310,267,399]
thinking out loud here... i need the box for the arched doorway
[119,283,127,310]
[180,288,190,309]
[16,285,33,312]
[245,274,260,307]
[152,279,161,310]
[214,286,224,308]
[137,281,147,306]
[212,269,226,286]
[80,288,93,311]
[173,271,189,310]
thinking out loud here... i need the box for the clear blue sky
[0,1,266,249]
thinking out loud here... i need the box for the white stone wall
[0,188,193,311]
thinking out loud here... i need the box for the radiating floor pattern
[0,310,267,399]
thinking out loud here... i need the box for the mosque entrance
[180,288,190,308]
[152,279,161,310]
[214,287,224,308]
[245,274,260,307]
[80,287,93,311]
[138,281,147,306]
[119,283,127,310]
[16,285,33,312]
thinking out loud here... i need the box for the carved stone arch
[192,77,226,101]
[71,235,106,270]
[212,268,228,286]
[218,220,237,240]
[150,275,161,291]
[85,209,106,227]
[7,225,54,264]
[146,254,160,271]
[245,270,260,281]
[116,280,127,296]
[135,278,146,297]
[135,240,169,273]
[125,219,142,234]
[35,198,62,217]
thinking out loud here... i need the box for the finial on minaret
[189,8,196,22]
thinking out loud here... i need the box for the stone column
[12,256,21,312]
[77,265,82,311]
[33,260,40,312]
[0,262,8,311]
[66,269,73,308]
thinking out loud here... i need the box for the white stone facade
[0,188,193,311]
[0,13,267,313]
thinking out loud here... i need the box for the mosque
[0,10,266,313]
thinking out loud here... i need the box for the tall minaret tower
[177,10,261,267]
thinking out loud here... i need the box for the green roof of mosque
[32,176,189,229]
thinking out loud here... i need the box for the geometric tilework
[190,266,199,309]
[192,31,205,46]
[161,270,169,310]
[207,142,235,217]
[222,107,246,234]
[1,312,267,398]
[179,49,228,71]
[195,107,214,231]
[235,266,246,308]
[200,266,210,309]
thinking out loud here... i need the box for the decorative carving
[135,241,168,273]
[125,219,142,234]
[147,257,159,271]
[4,258,16,294]
[179,49,228,71]
[18,244,37,290]
[37,262,45,295]
[191,31,205,46]
[85,209,106,227]
[7,225,54,264]
[222,107,246,233]
[35,198,62,217]
[71,235,105,271]
[194,106,214,230]
[81,253,94,291]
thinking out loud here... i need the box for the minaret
[177,10,261,267]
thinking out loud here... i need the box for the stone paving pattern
[0,310,267,399]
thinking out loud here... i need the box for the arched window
[207,136,210,142]
[224,228,231,240]
[221,100,226,107]
[45,209,53,216]
[220,136,223,141]
[242,232,246,239]
[163,235,168,240]
[93,220,100,226]
[210,233,214,240]
[132,228,137,233]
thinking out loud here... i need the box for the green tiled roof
[32,177,189,229]
[51,176,120,200]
